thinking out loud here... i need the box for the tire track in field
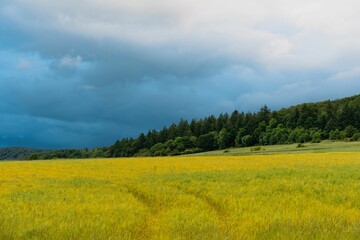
[161,184,229,220]
[125,185,160,240]
[183,189,227,218]
[126,186,159,214]
[172,185,231,238]
[127,184,231,238]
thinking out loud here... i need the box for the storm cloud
[1,0,360,148]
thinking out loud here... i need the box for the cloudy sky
[1,0,360,149]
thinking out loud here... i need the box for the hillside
[0,147,46,160]
[32,93,360,159]
[106,94,360,157]
[192,140,360,156]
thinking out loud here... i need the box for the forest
[30,94,360,159]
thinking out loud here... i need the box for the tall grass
[0,153,359,239]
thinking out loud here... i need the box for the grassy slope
[192,140,360,156]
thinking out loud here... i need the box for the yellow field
[1,153,360,239]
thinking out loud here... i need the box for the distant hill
[106,94,360,157]
[12,93,360,160]
[0,147,47,160]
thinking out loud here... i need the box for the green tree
[241,135,253,147]
[217,128,230,149]
[342,125,357,138]
[311,132,321,143]
[329,129,341,140]
[198,132,218,151]
[258,105,271,123]
[149,143,166,156]
[235,128,246,147]
[29,153,39,160]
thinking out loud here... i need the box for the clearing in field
[1,153,360,239]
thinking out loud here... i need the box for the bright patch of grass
[193,140,360,156]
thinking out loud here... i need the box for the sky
[1,0,360,149]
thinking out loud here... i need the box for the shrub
[251,146,262,151]
[351,133,360,141]
[311,132,321,143]
[241,135,253,147]
[329,129,341,140]
[183,148,201,155]
[29,153,39,160]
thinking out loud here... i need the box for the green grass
[192,140,360,156]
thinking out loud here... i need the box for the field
[194,140,360,156]
[1,153,360,239]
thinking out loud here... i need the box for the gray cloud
[1,0,360,148]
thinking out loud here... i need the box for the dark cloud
[1,1,360,148]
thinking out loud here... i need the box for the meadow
[1,153,360,239]
[194,140,360,156]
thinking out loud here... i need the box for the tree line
[30,94,360,159]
